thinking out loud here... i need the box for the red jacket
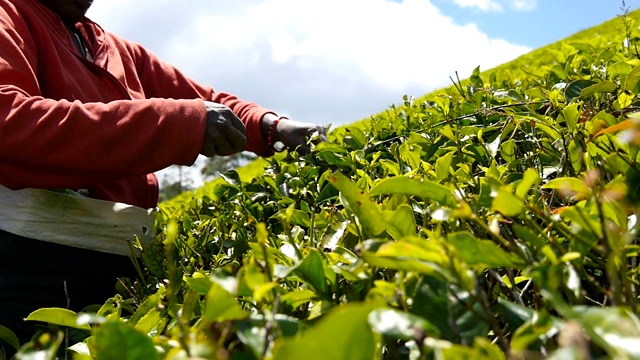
[0,0,274,208]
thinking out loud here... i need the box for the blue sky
[87,0,637,185]
[432,0,633,48]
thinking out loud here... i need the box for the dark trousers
[0,230,138,348]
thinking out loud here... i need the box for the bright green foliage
[8,7,640,360]
[25,308,91,331]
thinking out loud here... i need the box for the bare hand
[201,101,247,157]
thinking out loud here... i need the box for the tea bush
[4,7,640,360]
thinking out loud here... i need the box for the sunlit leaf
[492,188,523,216]
[515,168,541,199]
[370,176,458,208]
[202,281,246,325]
[280,290,317,309]
[574,306,640,359]
[94,322,159,360]
[511,311,557,351]
[562,103,581,130]
[500,139,516,163]
[293,249,328,296]
[328,171,388,236]
[25,308,91,330]
[238,314,303,359]
[542,177,591,197]
[580,80,617,98]
[274,304,377,360]
[383,204,416,239]
[447,232,523,269]
[565,79,596,103]
[436,151,454,182]
[588,119,634,142]
[362,238,451,279]
[368,308,439,339]
[624,64,640,92]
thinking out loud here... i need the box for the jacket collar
[16,0,108,65]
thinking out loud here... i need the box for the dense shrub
[4,8,640,360]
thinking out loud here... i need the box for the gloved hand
[263,114,328,155]
[201,101,247,157]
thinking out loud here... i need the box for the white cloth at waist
[0,185,156,256]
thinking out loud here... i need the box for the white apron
[0,185,156,256]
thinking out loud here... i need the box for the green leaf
[219,170,242,186]
[202,281,246,325]
[440,125,455,142]
[608,61,634,79]
[435,151,454,182]
[133,308,162,336]
[382,204,416,240]
[237,314,303,359]
[0,325,20,351]
[25,308,91,330]
[313,141,348,154]
[512,224,546,250]
[345,126,367,149]
[379,159,401,176]
[500,139,516,163]
[94,322,159,360]
[565,80,596,103]
[289,209,312,227]
[497,298,536,333]
[274,304,376,360]
[280,290,317,308]
[580,80,617,98]
[293,249,328,296]
[574,306,640,359]
[370,176,458,208]
[511,311,556,351]
[328,171,388,236]
[362,238,451,279]
[317,151,349,167]
[562,103,581,131]
[624,64,640,93]
[435,97,451,117]
[515,168,540,199]
[441,343,505,360]
[542,177,591,197]
[447,232,523,269]
[186,275,213,295]
[129,291,162,326]
[368,308,439,339]
[491,188,523,216]
[317,182,339,203]
[470,66,484,88]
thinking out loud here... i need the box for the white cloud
[88,0,530,124]
[449,0,537,12]
[451,0,503,12]
[511,0,537,11]
[87,0,531,185]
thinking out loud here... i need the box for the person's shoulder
[0,0,58,28]
[0,0,33,30]
[1,0,39,15]
[0,0,20,17]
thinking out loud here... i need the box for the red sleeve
[116,34,276,157]
[0,4,206,190]
[0,1,275,193]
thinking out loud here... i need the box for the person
[0,0,327,349]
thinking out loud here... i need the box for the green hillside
[7,6,640,360]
